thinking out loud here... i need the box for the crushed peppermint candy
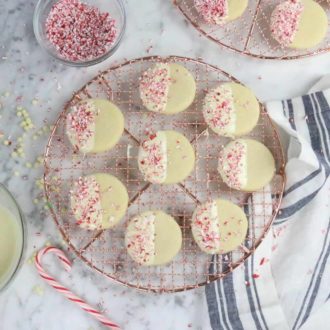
[218,140,248,190]
[66,100,99,153]
[138,131,167,184]
[194,0,228,25]
[192,201,221,253]
[139,63,171,113]
[45,0,117,62]
[259,257,268,266]
[203,84,236,137]
[270,0,304,47]
[70,176,103,230]
[125,212,156,265]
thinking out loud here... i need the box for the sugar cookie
[139,63,196,114]
[125,210,182,266]
[270,0,328,49]
[218,139,275,191]
[70,173,128,230]
[138,130,195,184]
[66,99,124,153]
[192,199,248,254]
[194,0,248,25]
[203,82,260,137]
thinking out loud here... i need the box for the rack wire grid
[44,56,286,292]
[174,0,330,60]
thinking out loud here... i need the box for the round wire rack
[174,0,330,60]
[44,56,286,293]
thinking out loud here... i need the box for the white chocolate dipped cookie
[66,99,124,153]
[270,0,328,49]
[192,199,248,254]
[125,210,182,266]
[70,173,128,230]
[202,82,260,137]
[138,130,195,184]
[218,139,275,191]
[194,0,248,25]
[139,63,196,114]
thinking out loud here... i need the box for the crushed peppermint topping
[45,0,117,62]
[70,176,103,230]
[203,84,236,137]
[139,63,171,113]
[194,0,229,25]
[126,212,156,265]
[218,140,247,190]
[270,0,304,46]
[66,100,98,153]
[192,201,221,253]
[138,132,167,184]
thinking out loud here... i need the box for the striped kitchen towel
[205,87,330,330]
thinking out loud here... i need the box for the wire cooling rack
[174,0,330,60]
[44,56,286,292]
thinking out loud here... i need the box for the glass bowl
[33,0,126,67]
[0,184,25,292]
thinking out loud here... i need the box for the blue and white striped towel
[205,84,330,330]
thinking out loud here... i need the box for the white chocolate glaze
[70,175,103,230]
[203,84,236,137]
[125,212,156,265]
[191,201,221,254]
[218,139,248,190]
[138,131,167,184]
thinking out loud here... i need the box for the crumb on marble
[32,285,45,296]
[27,252,37,264]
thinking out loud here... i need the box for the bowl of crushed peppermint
[33,0,126,66]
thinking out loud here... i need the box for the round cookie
[218,139,276,191]
[138,130,195,184]
[70,173,128,230]
[139,63,196,114]
[194,0,248,25]
[125,210,182,266]
[192,199,248,254]
[270,0,328,49]
[66,99,124,153]
[202,82,260,137]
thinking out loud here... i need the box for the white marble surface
[1,1,330,329]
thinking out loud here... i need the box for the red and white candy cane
[35,246,121,330]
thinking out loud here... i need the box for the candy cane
[35,246,121,330]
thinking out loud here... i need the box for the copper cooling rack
[44,56,286,292]
[174,0,330,60]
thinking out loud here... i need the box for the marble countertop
[1,1,330,329]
